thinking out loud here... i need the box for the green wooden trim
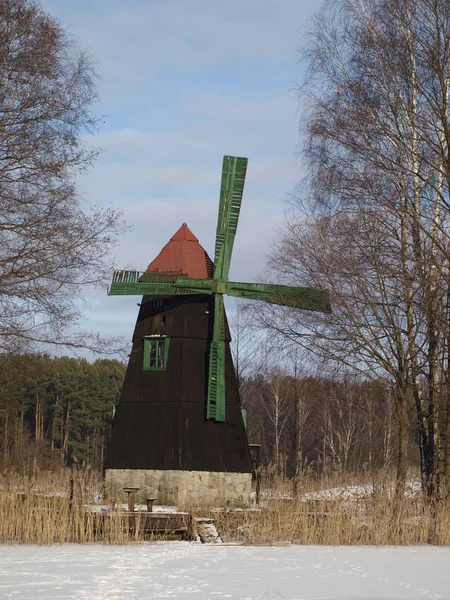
[241,407,247,429]
[213,156,247,282]
[207,294,226,422]
[227,281,331,312]
[108,271,215,296]
[143,336,170,371]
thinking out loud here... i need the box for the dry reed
[211,469,450,546]
[2,467,450,545]
[210,497,450,546]
[0,467,130,544]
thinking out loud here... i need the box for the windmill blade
[213,156,248,282]
[206,293,226,422]
[227,281,331,313]
[108,270,214,296]
[172,278,215,294]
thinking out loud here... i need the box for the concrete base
[104,469,252,507]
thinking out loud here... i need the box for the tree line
[0,346,403,484]
[231,312,415,487]
[0,354,126,471]
[243,371,397,476]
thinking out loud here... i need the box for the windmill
[104,156,330,505]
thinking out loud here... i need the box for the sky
[39,0,324,356]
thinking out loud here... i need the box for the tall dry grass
[0,467,131,544]
[208,468,450,545]
[212,496,450,545]
[2,466,450,545]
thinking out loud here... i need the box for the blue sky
[39,0,323,353]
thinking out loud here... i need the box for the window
[143,336,170,371]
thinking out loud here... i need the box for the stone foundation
[104,469,251,507]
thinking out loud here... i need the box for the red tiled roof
[145,224,214,279]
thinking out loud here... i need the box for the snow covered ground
[301,480,422,502]
[0,543,448,600]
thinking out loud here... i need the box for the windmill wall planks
[104,293,253,504]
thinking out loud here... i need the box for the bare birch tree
[260,0,450,500]
[260,369,291,475]
[0,0,125,353]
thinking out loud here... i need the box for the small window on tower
[143,337,170,371]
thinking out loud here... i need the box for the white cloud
[47,1,315,72]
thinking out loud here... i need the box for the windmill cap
[145,223,213,279]
[170,223,198,242]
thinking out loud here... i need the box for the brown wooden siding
[104,294,252,473]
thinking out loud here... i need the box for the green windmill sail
[109,156,331,422]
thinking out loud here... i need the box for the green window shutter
[143,337,170,371]
[241,407,247,429]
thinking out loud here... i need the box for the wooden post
[146,497,155,512]
[256,470,262,506]
[123,487,139,512]
[128,491,135,513]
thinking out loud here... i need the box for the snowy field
[0,543,448,600]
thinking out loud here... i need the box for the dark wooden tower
[104,224,252,474]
